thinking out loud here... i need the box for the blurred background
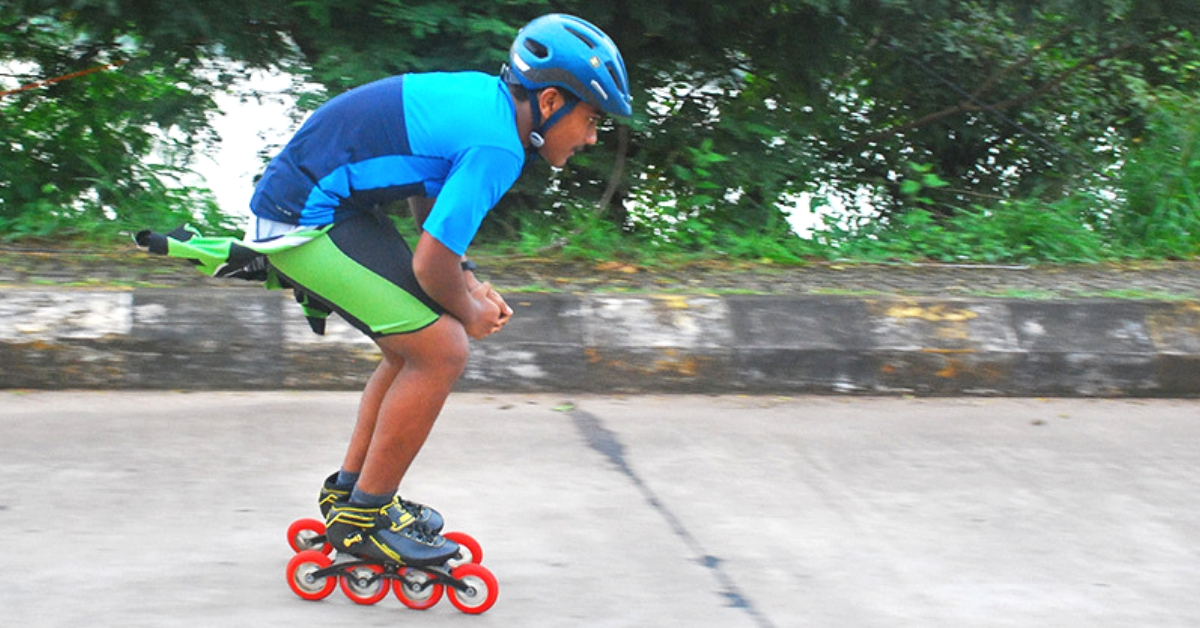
[2,0,1199,265]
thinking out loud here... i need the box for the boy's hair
[508,82,531,103]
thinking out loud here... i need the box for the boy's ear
[538,87,564,117]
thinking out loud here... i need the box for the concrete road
[1,392,1198,627]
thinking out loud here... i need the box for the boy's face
[538,90,602,167]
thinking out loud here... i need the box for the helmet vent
[563,25,598,49]
[606,63,627,93]
[524,38,550,59]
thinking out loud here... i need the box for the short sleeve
[421,146,525,256]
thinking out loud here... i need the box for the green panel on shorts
[269,234,441,335]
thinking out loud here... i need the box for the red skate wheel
[340,563,390,605]
[443,531,483,566]
[446,563,499,614]
[287,550,337,601]
[394,567,444,610]
[287,518,331,555]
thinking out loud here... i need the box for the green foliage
[898,163,951,206]
[0,12,238,242]
[1109,90,1200,258]
[288,0,549,92]
[502,197,815,266]
[6,0,294,66]
[3,0,1200,265]
[792,2,1200,224]
[505,201,630,263]
[814,195,1110,264]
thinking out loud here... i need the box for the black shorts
[268,212,445,337]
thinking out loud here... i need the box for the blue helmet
[506,14,633,119]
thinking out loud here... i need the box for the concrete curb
[1,288,1198,396]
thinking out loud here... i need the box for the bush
[1109,90,1200,258]
[813,196,1109,264]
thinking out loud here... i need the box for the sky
[193,70,303,226]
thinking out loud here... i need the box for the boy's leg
[339,353,405,478]
[353,314,470,497]
[322,315,468,563]
[265,213,460,535]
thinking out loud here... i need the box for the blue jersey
[250,72,526,256]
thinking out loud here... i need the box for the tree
[820,1,1200,216]
[0,9,238,240]
[598,0,1200,228]
[3,0,1199,257]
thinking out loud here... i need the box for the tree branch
[970,26,1076,100]
[856,34,1160,147]
[597,125,630,215]
[986,39,1142,112]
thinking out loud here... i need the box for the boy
[140,13,632,565]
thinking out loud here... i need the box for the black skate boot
[325,499,459,567]
[318,473,350,517]
[319,472,445,533]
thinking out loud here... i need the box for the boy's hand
[465,282,511,339]
[485,284,513,325]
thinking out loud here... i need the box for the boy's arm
[413,231,503,339]
[407,197,435,231]
[408,196,481,291]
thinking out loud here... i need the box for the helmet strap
[529,89,578,150]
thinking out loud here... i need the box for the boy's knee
[440,324,470,376]
[378,315,470,380]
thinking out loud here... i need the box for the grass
[1076,289,1196,301]
[807,287,889,297]
[2,211,1198,302]
[974,289,1061,300]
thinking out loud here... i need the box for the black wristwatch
[460,260,478,272]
